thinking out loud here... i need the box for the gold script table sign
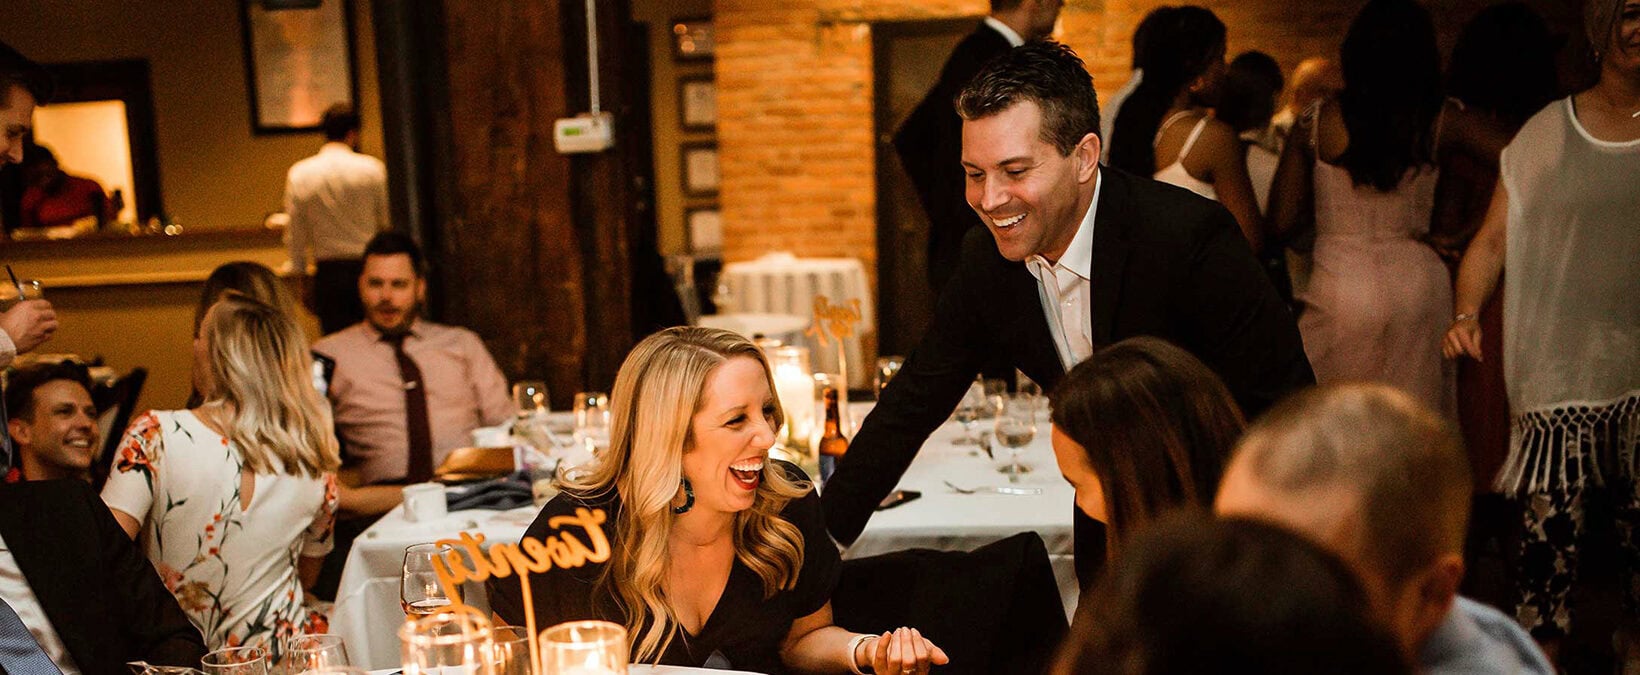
[806,295,863,434]
[419,508,614,675]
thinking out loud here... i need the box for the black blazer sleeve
[821,234,998,545]
[82,482,208,669]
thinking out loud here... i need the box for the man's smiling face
[961,99,1098,263]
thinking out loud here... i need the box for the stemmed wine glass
[993,393,1037,478]
[573,392,611,455]
[401,543,455,619]
[952,381,986,446]
[283,635,349,675]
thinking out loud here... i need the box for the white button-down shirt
[983,17,1026,47]
[284,142,390,270]
[0,531,82,674]
[1025,174,1101,371]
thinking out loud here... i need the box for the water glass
[573,392,611,455]
[402,543,456,618]
[994,394,1037,477]
[489,626,533,675]
[0,279,43,311]
[952,381,986,446]
[982,378,1009,413]
[873,356,904,400]
[284,635,349,674]
[400,612,495,675]
[512,381,549,417]
[202,646,267,675]
[539,620,628,675]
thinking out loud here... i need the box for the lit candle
[540,621,627,675]
[767,346,818,473]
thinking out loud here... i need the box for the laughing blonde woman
[489,327,948,674]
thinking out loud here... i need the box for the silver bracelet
[847,634,874,675]
[1453,313,1479,323]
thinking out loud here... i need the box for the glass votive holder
[488,626,532,675]
[538,620,628,675]
[201,646,267,675]
[400,611,496,675]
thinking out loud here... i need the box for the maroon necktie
[385,332,434,483]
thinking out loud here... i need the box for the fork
[943,480,1042,496]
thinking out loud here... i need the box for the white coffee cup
[402,483,448,523]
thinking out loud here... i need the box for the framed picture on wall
[682,143,720,196]
[678,77,717,131]
[671,18,715,60]
[686,206,723,255]
[239,0,359,134]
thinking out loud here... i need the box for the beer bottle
[818,384,849,482]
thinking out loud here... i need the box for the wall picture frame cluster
[671,16,719,256]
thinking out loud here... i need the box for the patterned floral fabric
[102,410,338,660]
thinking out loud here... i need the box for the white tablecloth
[333,412,1072,670]
[719,254,873,387]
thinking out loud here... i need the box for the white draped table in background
[332,408,1073,670]
[717,254,874,387]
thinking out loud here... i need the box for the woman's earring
[672,477,695,515]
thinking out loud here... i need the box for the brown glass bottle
[818,385,849,481]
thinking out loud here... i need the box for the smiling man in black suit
[824,41,1314,588]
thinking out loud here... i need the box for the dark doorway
[872,18,977,357]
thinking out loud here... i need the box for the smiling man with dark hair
[4,361,98,484]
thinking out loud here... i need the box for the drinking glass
[951,381,986,446]
[202,646,267,675]
[284,635,349,674]
[489,626,533,675]
[0,279,43,311]
[402,543,456,618]
[400,612,495,675]
[982,378,1009,414]
[873,356,904,400]
[512,381,549,417]
[993,394,1037,477]
[573,392,611,455]
[539,620,628,675]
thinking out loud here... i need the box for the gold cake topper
[807,295,862,393]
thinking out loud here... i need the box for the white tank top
[1152,112,1217,200]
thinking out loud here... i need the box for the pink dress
[1298,160,1454,414]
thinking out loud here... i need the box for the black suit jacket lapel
[1087,168,1133,348]
[0,486,98,670]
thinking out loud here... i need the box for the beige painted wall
[3,0,384,231]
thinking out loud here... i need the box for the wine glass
[982,378,1009,414]
[512,381,549,418]
[202,646,267,675]
[993,394,1037,478]
[401,543,455,619]
[574,392,611,455]
[951,381,986,446]
[284,635,349,674]
[400,613,495,675]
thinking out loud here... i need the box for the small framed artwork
[681,143,720,196]
[239,0,359,134]
[671,18,715,60]
[678,77,717,131]
[686,206,724,255]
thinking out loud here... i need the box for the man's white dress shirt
[983,17,1026,47]
[1025,175,1101,370]
[284,142,390,271]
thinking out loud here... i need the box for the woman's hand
[860,627,949,674]
[1443,317,1483,361]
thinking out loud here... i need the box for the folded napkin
[446,473,535,511]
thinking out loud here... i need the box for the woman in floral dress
[103,293,341,660]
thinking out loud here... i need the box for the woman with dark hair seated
[1052,513,1412,675]
[1048,336,1244,584]
[489,326,947,674]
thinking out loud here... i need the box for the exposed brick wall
[716,0,1578,280]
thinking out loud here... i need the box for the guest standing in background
[1107,7,1264,250]
[1098,6,1176,163]
[1268,57,1342,149]
[1268,0,1485,415]
[284,103,390,335]
[1218,51,1285,214]
[104,293,340,660]
[1047,337,1245,589]
[893,0,1062,297]
[1444,0,1640,660]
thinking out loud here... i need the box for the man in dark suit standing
[0,480,205,673]
[892,0,1062,295]
[826,42,1314,588]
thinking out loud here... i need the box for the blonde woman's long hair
[564,327,810,663]
[197,293,340,477]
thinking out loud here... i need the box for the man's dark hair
[1219,51,1285,134]
[5,361,93,421]
[320,103,361,142]
[363,230,425,276]
[989,0,1026,11]
[1131,6,1178,70]
[0,41,53,106]
[956,40,1101,156]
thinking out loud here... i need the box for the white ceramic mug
[402,483,448,523]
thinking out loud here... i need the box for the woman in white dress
[104,293,341,659]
